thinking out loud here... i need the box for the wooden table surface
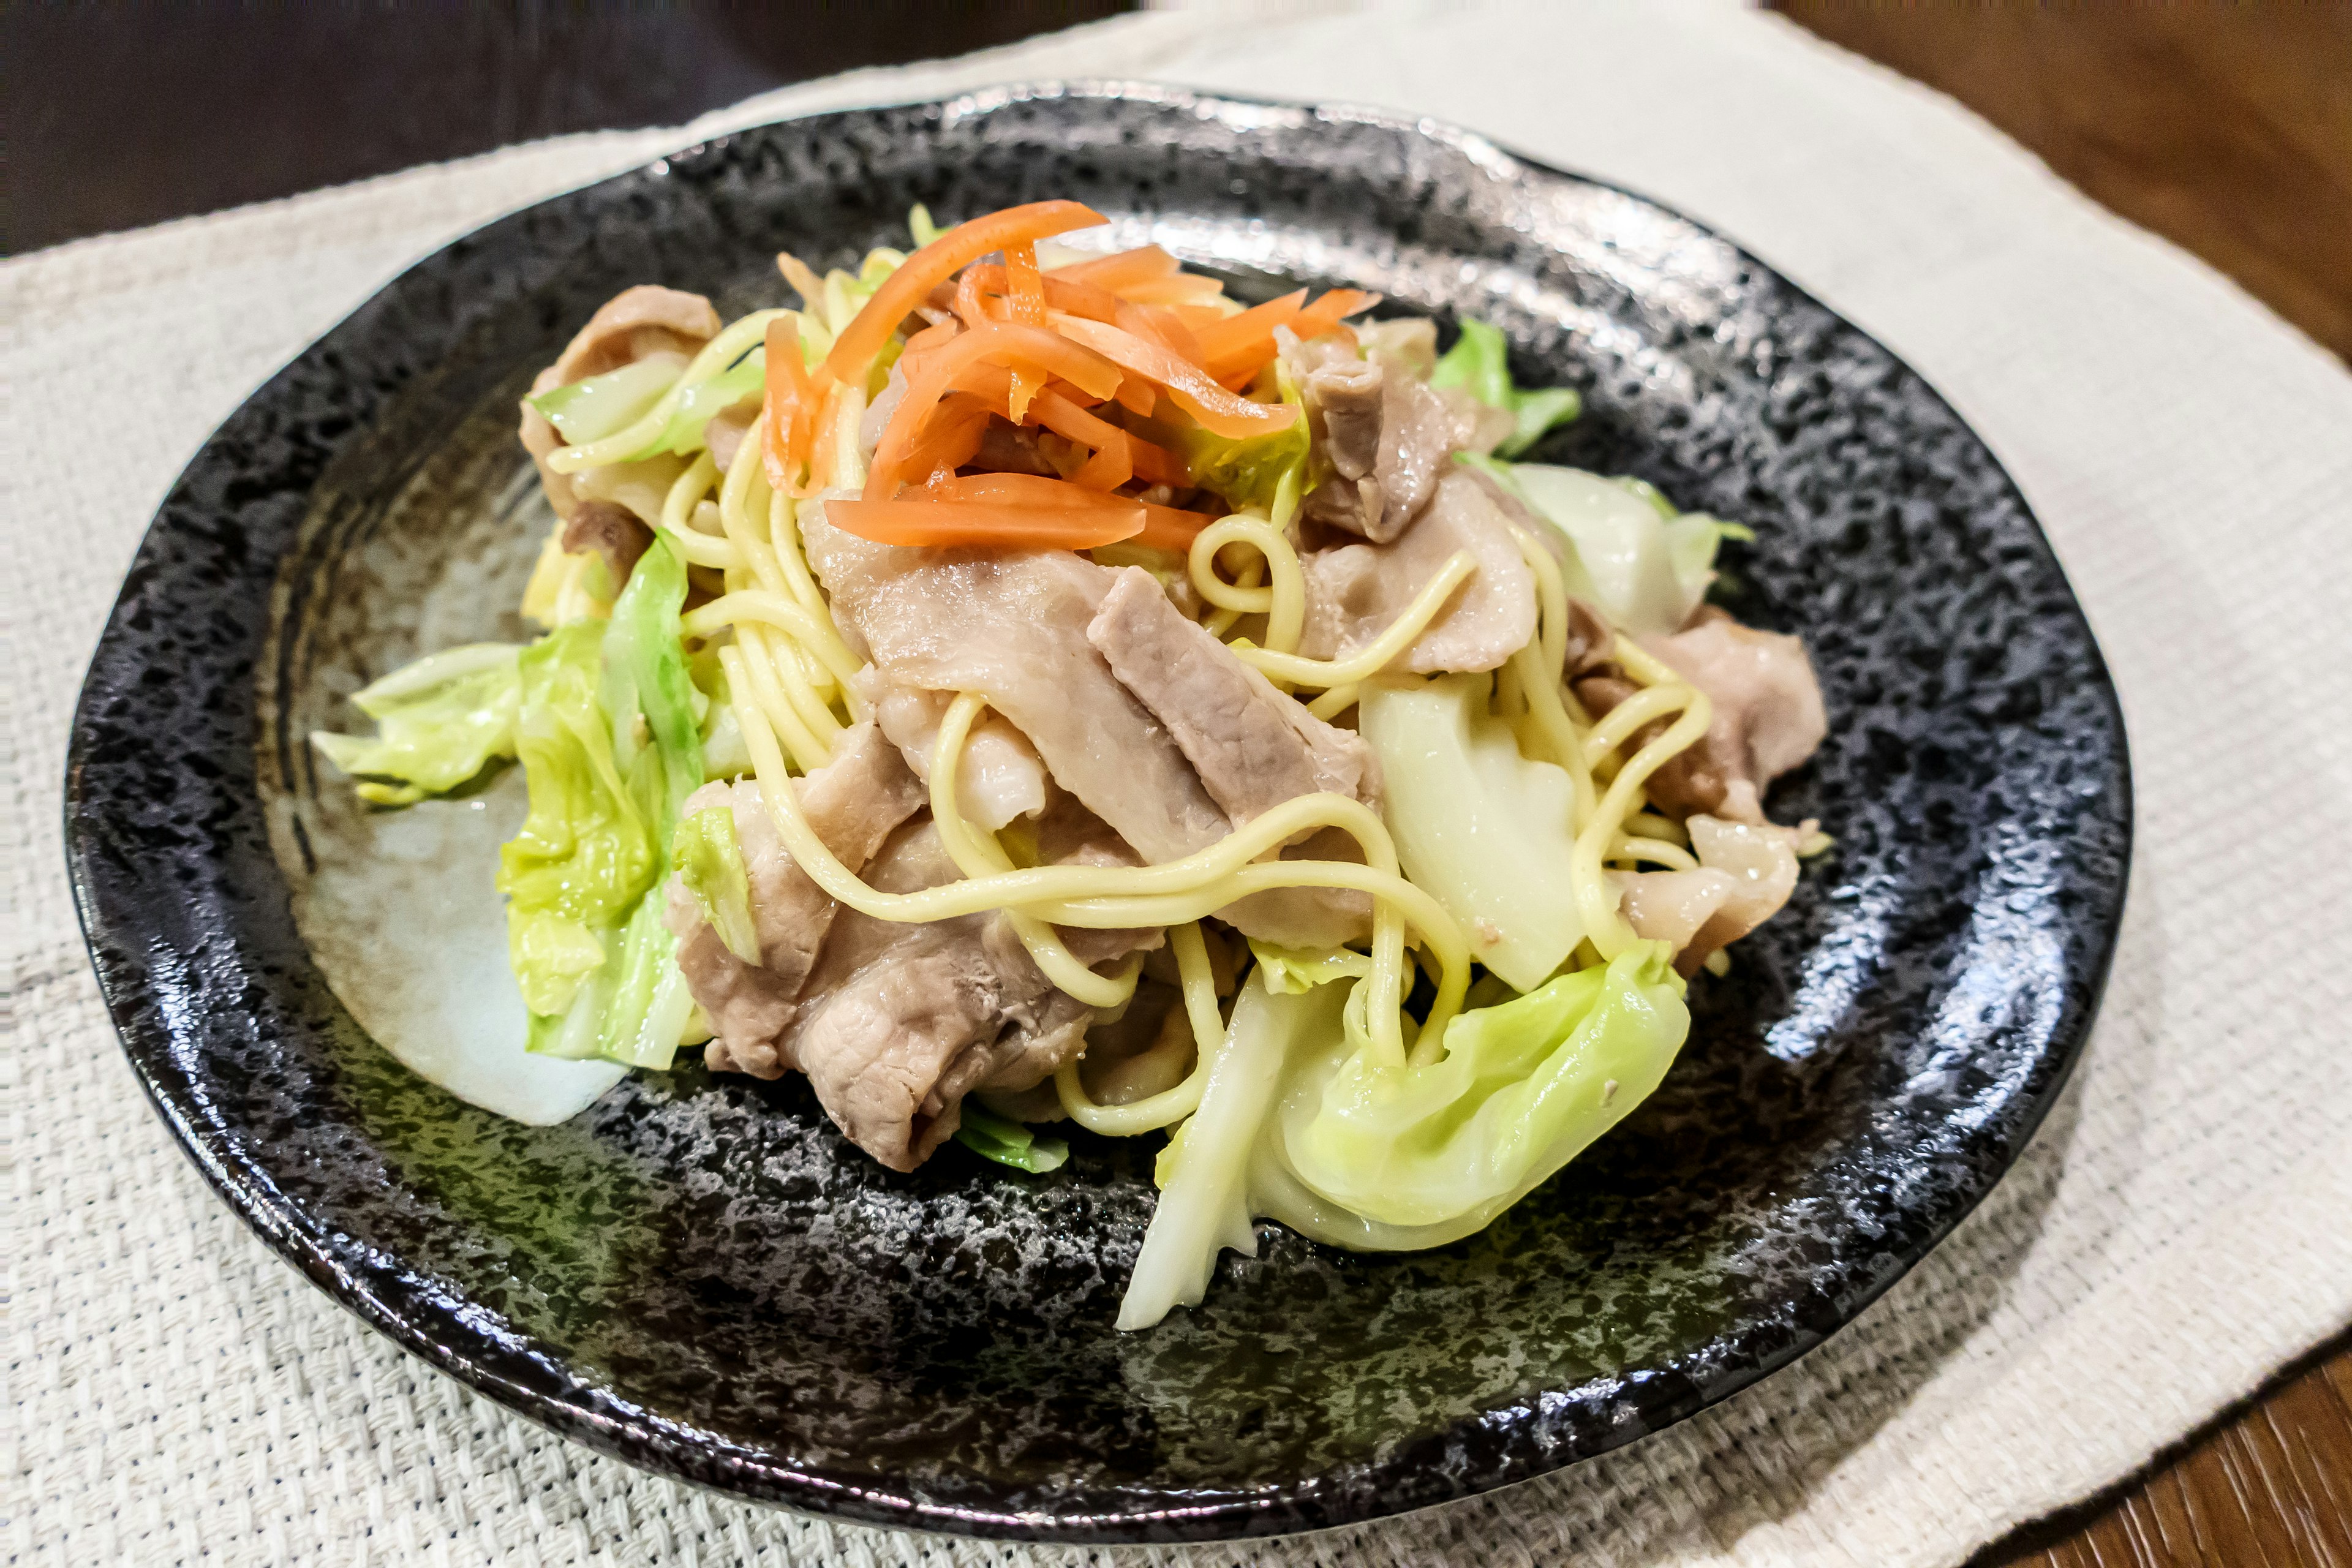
[1775,18,2351,1565]
[13,6,2348,1561]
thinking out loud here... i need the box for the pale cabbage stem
[1573,686,1713,960]
[1305,684,1360,721]
[726,650,1467,1062]
[1234,552,1477,688]
[1581,683,1691,767]
[660,453,739,570]
[546,309,797,473]
[1054,923,1225,1135]
[930,693,1139,1010]
[1188,516,1305,654]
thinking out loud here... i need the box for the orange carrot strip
[1003,242,1050,423]
[761,317,816,496]
[824,497,1144,550]
[1289,287,1380,342]
[1113,378,1158,420]
[1194,288,1308,374]
[1133,502,1214,552]
[1047,245,1182,290]
[1115,273,1229,306]
[1056,315,1297,438]
[824,200,1107,385]
[898,393,992,484]
[933,472,1210,548]
[1073,435,1132,491]
[1030,386,1189,487]
[866,322,1123,499]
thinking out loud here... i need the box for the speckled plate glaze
[66,85,2130,1542]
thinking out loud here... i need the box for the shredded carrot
[1133,502,1213,552]
[1194,288,1308,378]
[866,322,1122,499]
[1288,287,1379,342]
[761,317,817,496]
[897,392,992,484]
[1003,241,1050,423]
[1115,273,1229,306]
[824,497,1144,550]
[1056,315,1295,438]
[1047,245,1182,292]
[940,473,1207,548]
[1030,386,1189,487]
[824,200,1107,386]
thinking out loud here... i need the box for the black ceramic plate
[66,85,2130,1544]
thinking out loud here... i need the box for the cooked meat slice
[1562,595,1616,678]
[970,419,1060,477]
[804,510,1230,864]
[663,722,927,1077]
[1298,469,1539,674]
[560,500,652,593]
[1613,867,1738,957]
[854,668,1049,831]
[1640,608,1826,823]
[778,818,1123,1171]
[1087,567,1381,824]
[1573,671,1736,820]
[1290,333,1497,542]
[543,285,723,387]
[1612,817,1800,976]
[1577,608,1826,824]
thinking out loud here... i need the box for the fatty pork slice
[779,818,1112,1172]
[1613,815,1801,976]
[1288,331,1509,543]
[853,667,1049,831]
[663,721,927,1077]
[1575,607,1827,824]
[1086,567,1385,948]
[1298,468,1539,674]
[804,507,1230,864]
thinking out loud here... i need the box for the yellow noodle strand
[1233,552,1476,688]
[1053,923,1224,1134]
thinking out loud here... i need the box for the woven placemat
[10,3,2350,1563]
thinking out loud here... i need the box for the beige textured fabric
[9,2,2351,1564]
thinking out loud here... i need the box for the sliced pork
[854,668,1049,831]
[663,722,927,1077]
[1291,333,1497,543]
[1298,469,1539,674]
[804,508,1230,864]
[520,285,721,521]
[1615,815,1801,976]
[1087,567,1381,826]
[560,500,652,594]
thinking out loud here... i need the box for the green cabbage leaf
[311,642,521,806]
[1469,457,1748,638]
[956,1103,1071,1174]
[1431,318,1581,457]
[675,805,758,965]
[1170,355,1315,528]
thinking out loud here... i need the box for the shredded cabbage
[1248,940,1374,995]
[676,805,758,964]
[497,621,655,1020]
[1468,458,1737,638]
[311,642,521,805]
[956,1103,1070,1174]
[529,356,681,445]
[1171,355,1314,528]
[1120,974,1346,1330]
[1432,318,1581,456]
[1357,673,1585,992]
[1269,944,1687,1233]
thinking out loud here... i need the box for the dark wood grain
[1779,4,2352,364]
[1765,18,2351,1557]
